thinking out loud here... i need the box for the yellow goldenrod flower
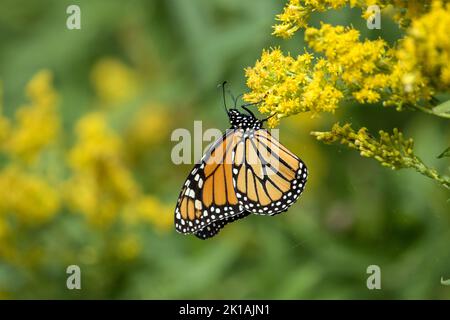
[247,14,450,122]
[245,23,390,122]
[69,112,122,170]
[247,0,450,189]
[394,1,450,92]
[4,70,59,162]
[66,112,139,227]
[90,58,138,105]
[0,165,60,224]
[273,0,434,39]
[377,1,450,111]
[385,0,434,27]
[125,196,173,232]
[26,69,58,108]
[244,48,343,126]
[116,234,141,260]
[273,0,348,38]
[125,104,171,157]
[311,123,450,189]
[305,24,389,87]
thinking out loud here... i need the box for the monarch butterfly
[175,82,308,239]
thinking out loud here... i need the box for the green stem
[411,157,450,190]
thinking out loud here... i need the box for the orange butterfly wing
[175,128,308,239]
[174,130,246,239]
[231,129,307,215]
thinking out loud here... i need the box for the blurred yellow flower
[116,234,141,260]
[66,112,139,226]
[0,65,176,295]
[65,97,173,231]
[394,1,450,92]
[125,104,171,156]
[69,112,122,170]
[125,196,173,232]
[91,58,138,105]
[4,70,59,162]
[0,165,60,224]
[386,0,434,27]
[26,69,58,108]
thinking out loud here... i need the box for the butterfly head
[228,108,262,130]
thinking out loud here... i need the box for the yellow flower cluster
[91,58,138,105]
[380,0,434,27]
[246,1,450,122]
[273,0,434,38]
[125,196,173,232]
[0,72,62,265]
[0,166,60,223]
[273,0,348,38]
[0,66,174,268]
[65,112,139,226]
[393,1,450,99]
[65,111,173,231]
[312,123,450,189]
[245,23,393,125]
[125,104,172,159]
[116,234,141,260]
[0,72,60,224]
[305,24,391,104]
[244,48,343,127]
[248,0,450,189]
[312,123,415,169]
[3,70,59,162]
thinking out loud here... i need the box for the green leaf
[432,100,450,116]
[441,277,450,286]
[437,147,450,159]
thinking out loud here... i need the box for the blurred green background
[0,0,449,299]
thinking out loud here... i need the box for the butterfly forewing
[174,130,245,237]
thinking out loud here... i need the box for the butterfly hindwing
[194,210,251,239]
[231,129,308,215]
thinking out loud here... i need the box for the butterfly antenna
[227,89,237,106]
[233,93,243,107]
[241,105,256,118]
[239,98,263,118]
[219,81,228,113]
[241,93,268,119]
[261,112,278,123]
